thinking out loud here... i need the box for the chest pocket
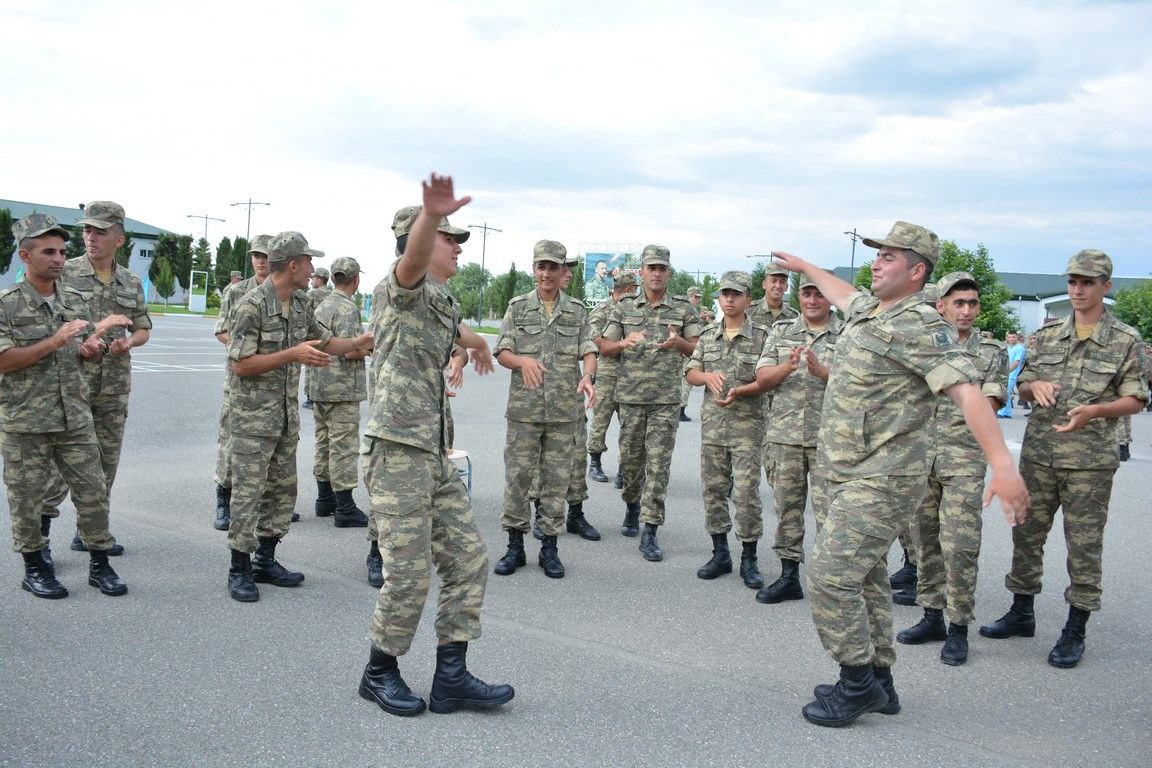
[1079,355,1120,398]
[554,322,580,356]
[9,317,52,343]
[1031,351,1065,379]
[516,322,545,355]
[258,324,286,354]
[114,286,139,310]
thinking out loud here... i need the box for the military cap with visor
[330,257,360,280]
[640,244,671,266]
[936,271,979,298]
[267,231,310,263]
[1063,249,1112,279]
[391,206,470,243]
[76,201,125,230]
[533,240,567,265]
[717,270,752,294]
[12,213,71,242]
[862,220,940,266]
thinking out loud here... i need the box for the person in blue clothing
[997,332,1026,418]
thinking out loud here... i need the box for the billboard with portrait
[583,251,640,305]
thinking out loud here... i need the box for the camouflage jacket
[364,265,458,453]
[307,291,366,403]
[748,298,798,329]
[686,316,770,447]
[588,299,619,379]
[309,285,333,310]
[927,332,1008,477]
[61,256,151,397]
[227,279,333,438]
[215,275,262,336]
[817,290,977,483]
[495,290,596,424]
[760,313,844,448]
[604,292,703,405]
[0,280,95,433]
[1018,310,1147,470]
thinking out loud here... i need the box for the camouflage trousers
[312,401,361,491]
[40,391,130,516]
[809,475,927,668]
[503,420,573,536]
[533,411,587,506]
[227,431,299,554]
[214,393,232,488]
[769,443,827,562]
[909,471,984,626]
[680,361,691,409]
[3,428,114,554]
[1005,459,1115,612]
[1117,415,1131,445]
[365,438,487,657]
[586,375,618,455]
[701,442,763,541]
[618,402,680,526]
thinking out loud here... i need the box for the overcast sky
[4,0,1150,289]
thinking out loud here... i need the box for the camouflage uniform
[1116,414,1131,446]
[496,287,595,536]
[759,312,842,561]
[214,269,265,490]
[747,297,798,480]
[309,287,366,493]
[303,277,333,404]
[680,290,707,411]
[810,289,977,668]
[586,297,622,456]
[1006,309,1146,612]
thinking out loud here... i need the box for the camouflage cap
[533,240,567,264]
[248,234,273,255]
[565,254,580,267]
[307,248,326,260]
[936,271,979,298]
[641,244,671,266]
[797,274,817,291]
[12,213,70,242]
[391,206,470,243]
[1064,248,1112,279]
[862,220,940,265]
[613,272,638,289]
[229,270,242,278]
[717,270,752,293]
[313,267,330,279]
[267,231,310,263]
[687,286,702,297]
[330,257,360,280]
[764,264,789,278]
[76,200,125,230]
[921,283,940,304]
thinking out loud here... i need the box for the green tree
[65,225,86,260]
[115,231,134,269]
[174,235,194,290]
[447,262,492,322]
[666,268,696,297]
[855,261,873,289]
[192,237,212,272]
[0,208,14,275]
[214,236,235,291]
[699,274,720,304]
[486,263,533,319]
[151,233,180,283]
[233,236,250,277]
[1113,279,1152,340]
[154,255,176,306]
[566,258,585,303]
[749,261,769,301]
[932,241,1018,338]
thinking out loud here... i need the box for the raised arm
[395,173,472,289]
[770,252,857,313]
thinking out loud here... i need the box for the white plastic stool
[449,449,472,499]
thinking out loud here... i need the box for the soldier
[211,235,272,530]
[56,201,151,557]
[309,257,369,528]
[678,286,711,422]
[748,264,799,327]
[229,270,242,286]
[301,265,331,410]
[225,231,372,603]
[493,241,597,578]
[587,273,637,488]
[358,175,512,718]
[2,214,132,598]
[772,221,1028,728]
[980,249,1146,669]
[601,245,702,561]
[684,271,769,589]
[895,272,1007,666]
[754,274,842,604]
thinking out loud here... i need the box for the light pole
[843,228,861,274]
[231,198,271,277]
[187,213,225,243]
[468,223,501,322]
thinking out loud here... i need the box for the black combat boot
[428,641,515,714]
[88,550,127,596]
[979,593,1036,639]
[757,558,804,603]
[1118,443,1130,461]
[251,537,305,587]
[1048,606,1090,669]
[897,607,947,644]
[696,533,732,579]
[892,586,918,606]
[941,623,969,666]
[802,664,889,727]
[214,484,231,531]
[639,523,663,562]
[587,453,610,483]
[679,407,691,422]
[613,469,624,489]
[228,549,259,602]
[538,535,565,579]
[566,503,601,541]
[334,489,369,528]
[814,665,900,715]
[621,502,640,537]
[493,531,526,576]
[359,645,426,717]
[71,532,124,556]
[315,480,336,517]
[39,515,54,571]
[530,499,544,541]
[889,548,917,590]
[21,550,67,599]
[740,541,764,589]
[367,541,384,588]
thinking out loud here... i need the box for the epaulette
[980,336,1007,350]
[0,284,22,301]
[912,303,947,324]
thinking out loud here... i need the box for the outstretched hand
[422,173,472,218]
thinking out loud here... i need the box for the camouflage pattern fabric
[604,292,702,405]
[313,401,361,490]
[586,374,618,455]
[227,432,298,553]
[308,292,366,492]
[308,292,366,403]
[503,421,571,535]
[747,299,798,329]
[302,285,335,397]
[214,274,263,489]
[617,403,680,526]
[768,444,827,562]
[700,444,763,541]
[537,410,590,504]
[685,317,769,448]
[759,313,843,448]
[925,333,1008,476]
[366,438,487,656]
[1116,415,1131,445]
[909,472,984,625]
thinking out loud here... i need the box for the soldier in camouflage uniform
[2,214,132,599]
[358,176,511,719]
[586,272,637,489]
[980,249,1147,669]
[684,271,769,589]
[211,235,272,530]
[302,266,332,410]
[309,257,369,528]
[754,274,842,605]
[493,241,597,579]
[225,231,371,603]
[772,221,1028,728]
[678,286,712,422]
[894,272,1008,666]
[748,265,799,328]
[601,245,702,562]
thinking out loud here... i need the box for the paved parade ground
[2,314,1150,768]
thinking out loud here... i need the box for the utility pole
[468,223,501,322]
[230,198,271,277]
[186,213,225,290]
[843,228,861,275]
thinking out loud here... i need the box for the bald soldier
[772,221,1028,728]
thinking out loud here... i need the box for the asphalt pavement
[1,314,1149,768]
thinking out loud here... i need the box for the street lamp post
[468,223,501,323]
[187,213,225,292]
[843,228,861,274]
[230,199,271,277]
